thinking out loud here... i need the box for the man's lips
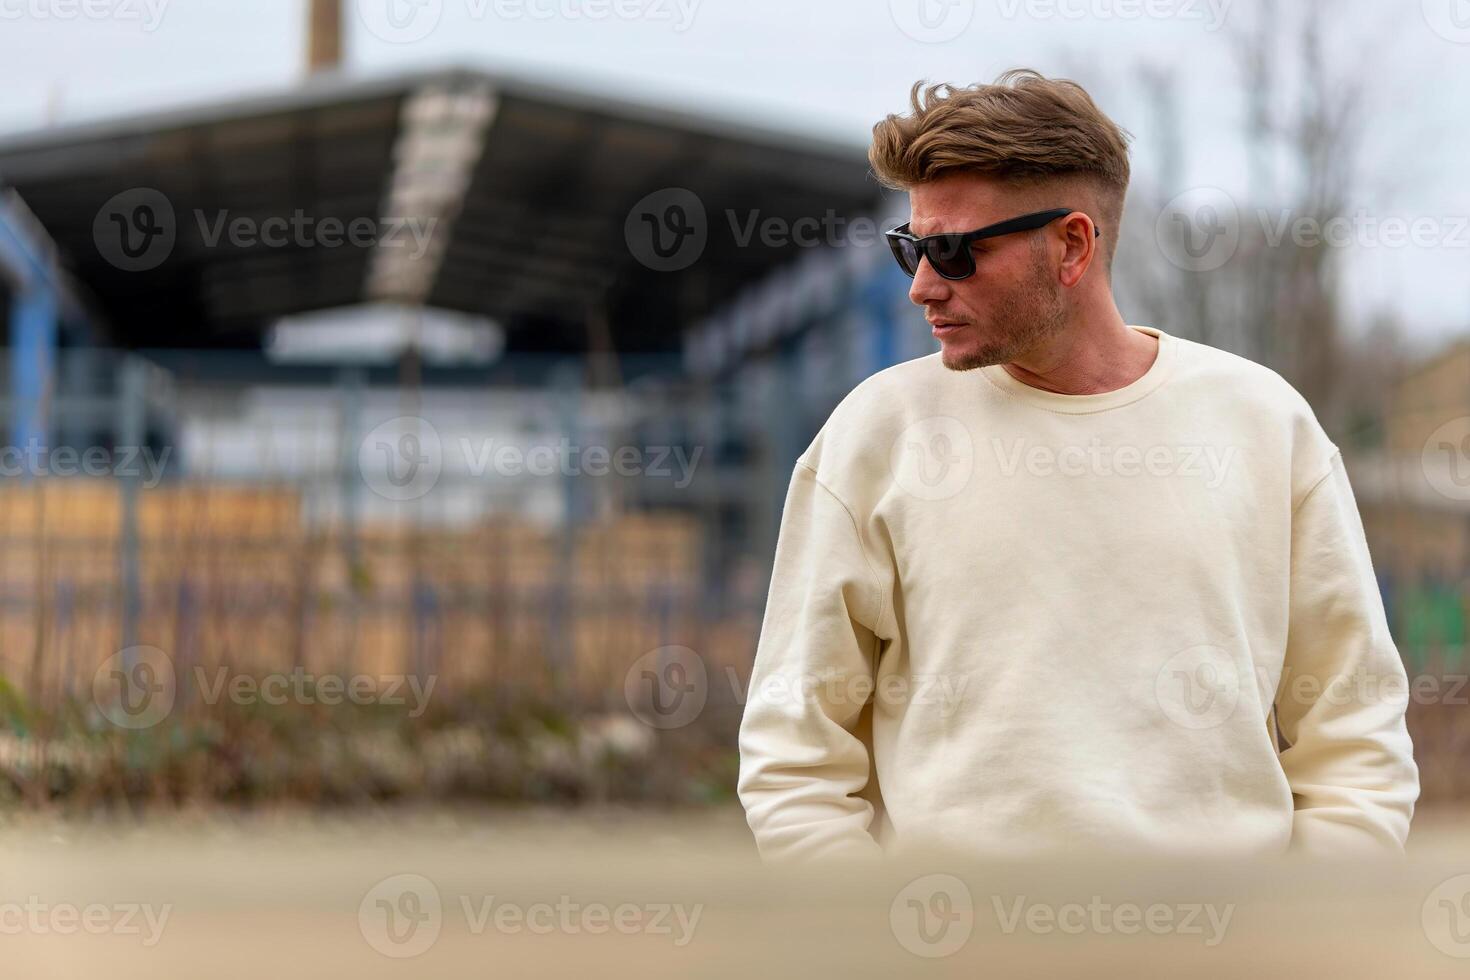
[929,320,967,336]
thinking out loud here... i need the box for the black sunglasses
[884,208,1100,280]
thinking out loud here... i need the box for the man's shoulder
[796,352,950,476]
[1171,334,1313,414]
[839,351,952,413]
[1172,334,1295,393]
[1169,334,1340,488]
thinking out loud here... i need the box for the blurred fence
[0,485,743,707]
[0,348,807,718]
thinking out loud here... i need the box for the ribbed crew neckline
[979,325,1178,414]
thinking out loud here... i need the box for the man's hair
[869,69,1133,277]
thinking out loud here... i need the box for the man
[736,69,1419,861]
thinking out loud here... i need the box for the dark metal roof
[0,66,880,356]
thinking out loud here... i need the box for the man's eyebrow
[907,219,951,237]
[908,217,994,237]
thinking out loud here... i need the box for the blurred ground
[3,804,1469,978]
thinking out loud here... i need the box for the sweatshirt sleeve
[1275,451,1420,855]
[736,461,892,862]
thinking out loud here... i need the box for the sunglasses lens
[888,236,921,277]
[928,236,972,279]
[887,232,976,279]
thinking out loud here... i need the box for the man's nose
[908,257,951,307]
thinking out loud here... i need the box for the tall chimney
[307,0,343,75]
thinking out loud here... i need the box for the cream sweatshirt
[737,325,1419,861]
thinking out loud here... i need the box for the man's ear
[1057,214,1097,288]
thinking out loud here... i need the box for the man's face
[905,172,1068,371]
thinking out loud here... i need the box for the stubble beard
[939,259,1068,373]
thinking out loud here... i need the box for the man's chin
[939,341,1001,372]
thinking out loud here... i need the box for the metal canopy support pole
[117,356,147,658]
[8,287,56,455]
[336,365,365,679]
[0,195,64,457]
[337,366,366,578]
[550,361,583,695]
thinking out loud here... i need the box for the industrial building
[0,36,922,705]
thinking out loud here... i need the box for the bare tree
[1121,0,1396,435]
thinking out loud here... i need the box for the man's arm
[737,461,892,861]
[1276,451,1420,855]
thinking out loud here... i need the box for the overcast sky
[0,0,1466,346]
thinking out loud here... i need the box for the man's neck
[1000,316,1160,396]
